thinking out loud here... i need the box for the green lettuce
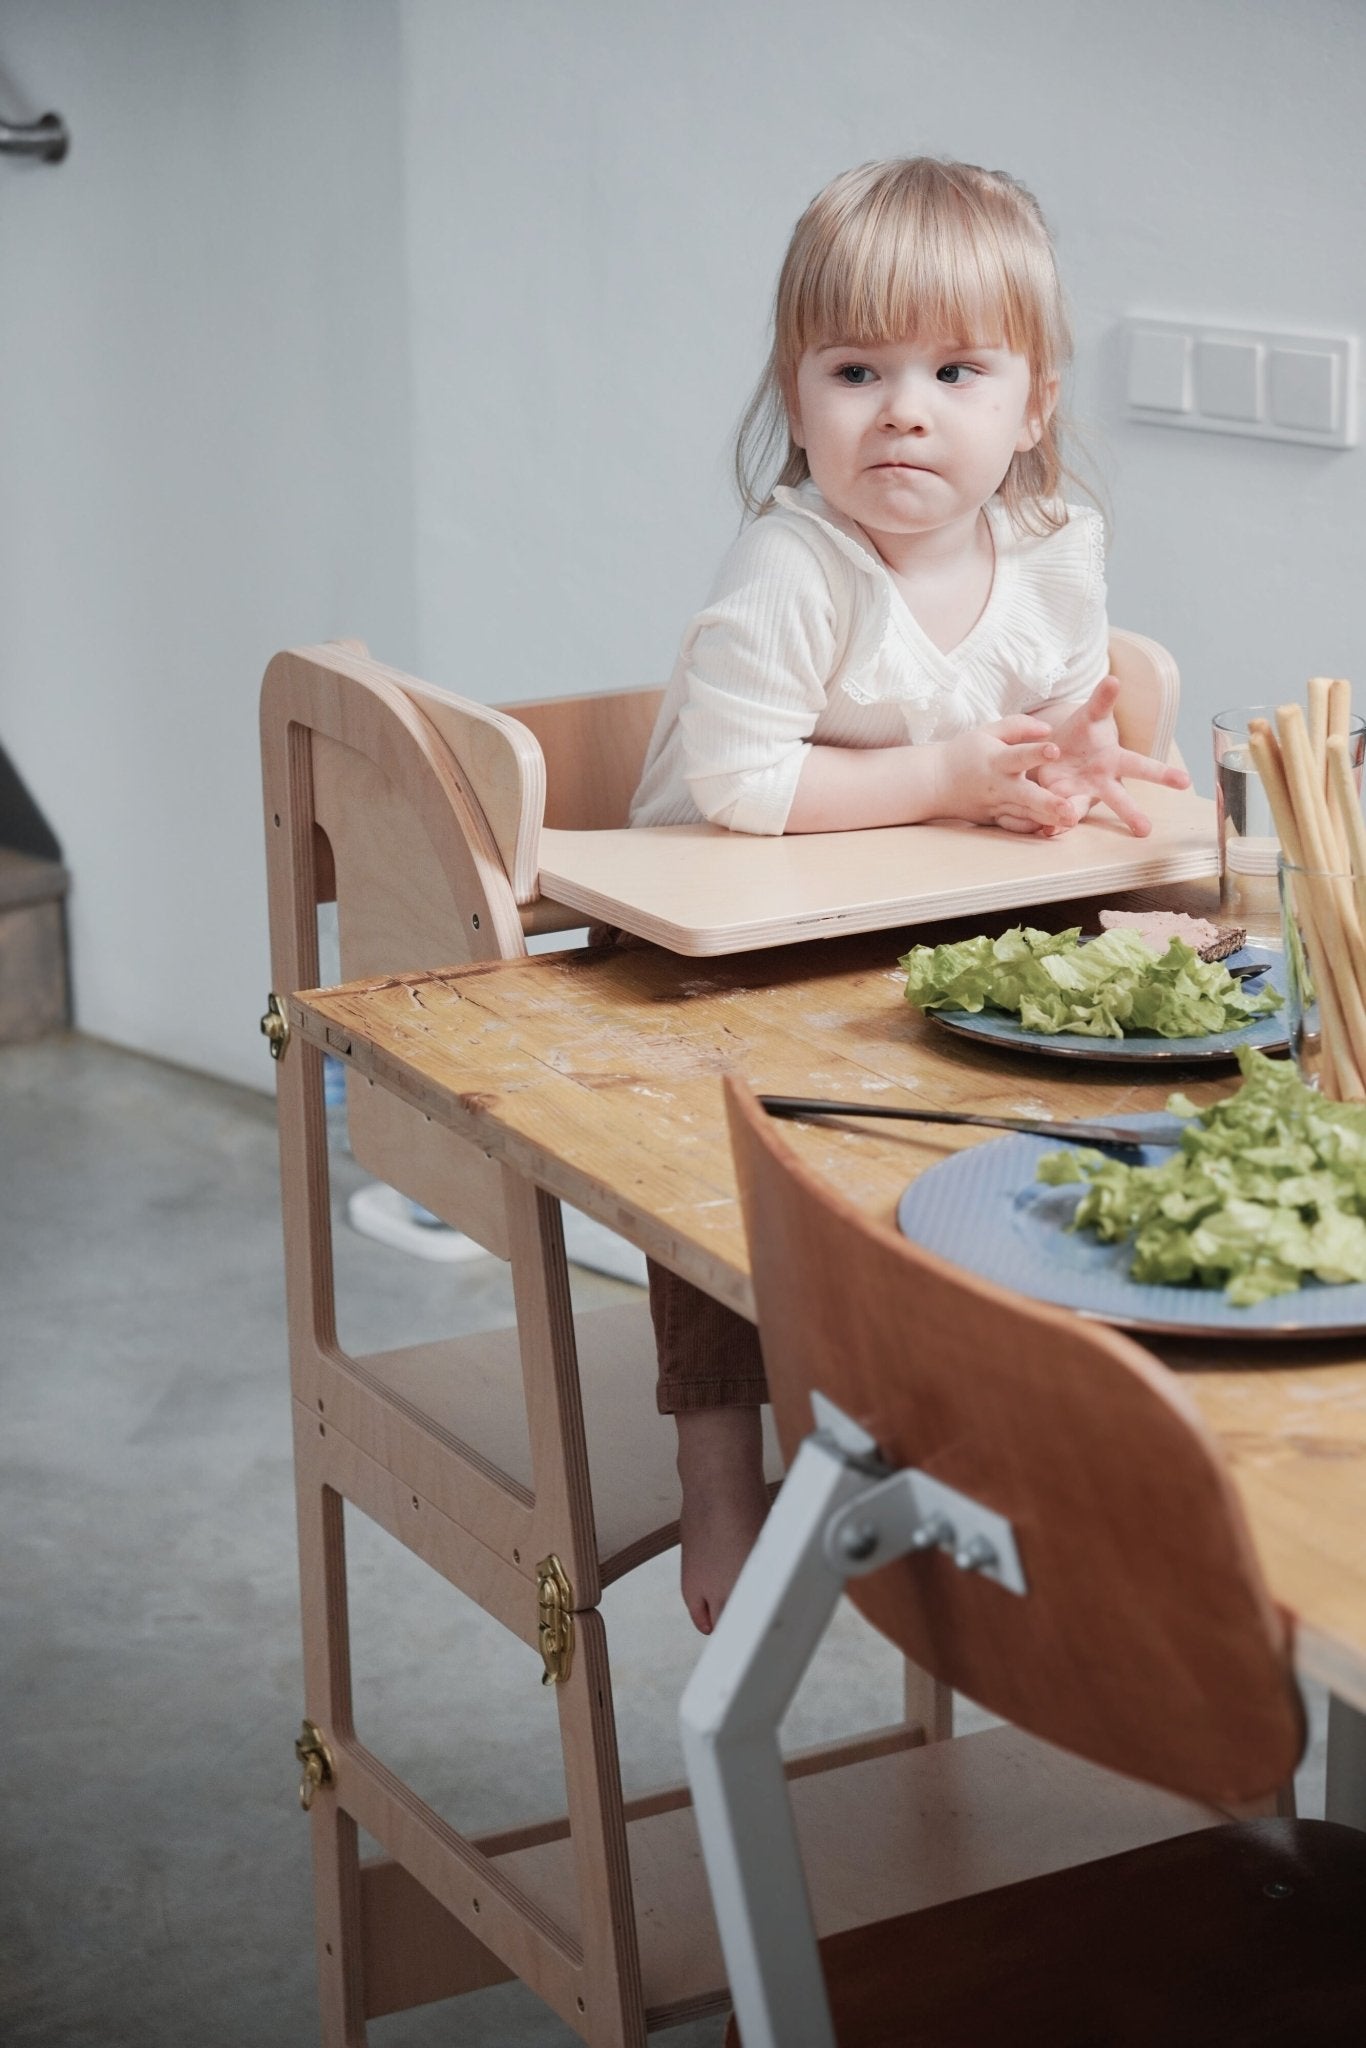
[1037,1047,1366,1304]
[900,925,1280,1039]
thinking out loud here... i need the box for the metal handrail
[0,112,68,163]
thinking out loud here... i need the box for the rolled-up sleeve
[677,523,839,835]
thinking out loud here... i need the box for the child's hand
[1030,676,1190,837]
[935,717,1077,834]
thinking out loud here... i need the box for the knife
[758,1096,1186,1151]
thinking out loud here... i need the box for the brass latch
[295,1719,335,1809]
[260,992,290,1061]
[536,1555,575,1686]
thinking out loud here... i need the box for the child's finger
[1116,749,1191,790]
[1002,740,1062,773]
[1100,779,1154,836]
[1009,778,1078,829]
[992,715,1055,744]
[994,800,1068,834]
[1083,675,1122,722]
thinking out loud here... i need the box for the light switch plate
[1127,327,1191,412]
[1197,338,1261,421]
[1124,319,1357,447]
[1269,347,1340,433]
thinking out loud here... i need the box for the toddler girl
[631,156,1189,1631]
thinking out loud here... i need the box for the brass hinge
[260,992,290,1061]
[295,1719,335,1809]
[536,1555,575,1686]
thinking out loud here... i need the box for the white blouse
[629,481,1109,837]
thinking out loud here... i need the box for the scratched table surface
[294,903,1366,1711]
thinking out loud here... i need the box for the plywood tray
[538,783,1218,955]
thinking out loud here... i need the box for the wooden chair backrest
[262,643,662,1246]
[723,1077,1305,1807]
[261,642,525,1253]
[397,676,664,903]
[509,685,664,833]
[1108,628,1180,763]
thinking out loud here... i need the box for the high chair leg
[292,1431,367,2044]
[308,1809,366,2047]
[556,1609,648,2046]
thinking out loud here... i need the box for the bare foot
[675,1406,770,1635]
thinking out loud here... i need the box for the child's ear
[1017,374,1059,453]
[782,373,805,450]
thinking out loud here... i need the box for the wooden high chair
[682,1081,1366,2048]
[261,641,693,2047]
[259,627,1183,2045]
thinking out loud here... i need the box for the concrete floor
[2,1035,1328,2047]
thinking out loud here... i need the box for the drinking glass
[1213,708,1366,928]
[1279,855,1362,1097]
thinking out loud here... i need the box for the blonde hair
[736,157,1077,534]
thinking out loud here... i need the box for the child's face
[788,336,1049,550]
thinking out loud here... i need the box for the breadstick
[1251,724,1346,1093]
[1278,704,1336,870]
[1309,675,1332,783]
[1299,686,1346,866]
[1279,702,1361,953]
[1326,677,1358,869]
[1250,721,1347,1095]
[1328,730,1366,960]
[1275,707,1366,1094]
[1249,720,1303,862]
[1328,676,1353,745]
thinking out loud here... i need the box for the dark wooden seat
[709,1079,1366,2048]
[729,1819,1366,2046]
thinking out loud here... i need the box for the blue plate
[896,1112,1366,1337]
[927,942,1287,1064]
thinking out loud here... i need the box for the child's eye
[836,364,876,385]
[937,362,982,385]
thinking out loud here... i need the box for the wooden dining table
[290,891,1366,1804]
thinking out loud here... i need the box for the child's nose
[878,374,931,431]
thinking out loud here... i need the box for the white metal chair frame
[680,1393,1017,2048]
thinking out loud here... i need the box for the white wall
[3,1,1364,1087]
[402,0,1366,760]
[0,0,414,1089]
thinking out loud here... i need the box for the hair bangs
[787,182,1046,372]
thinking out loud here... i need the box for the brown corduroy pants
[647,1258,769,1414]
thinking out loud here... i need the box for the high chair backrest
[722,1076,1304,1808]
[1108,627,1180,763]
[261,642,527,1252]
[261,643,662,1252]
[398,672,664,902]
